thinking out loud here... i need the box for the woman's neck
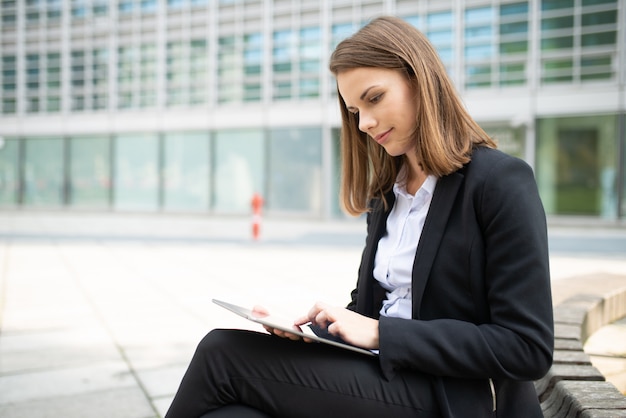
[404,154,427,195]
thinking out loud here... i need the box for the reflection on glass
[0,138,19,205]
[23,137,64,206]
[427,11,452,27]
[268,127,321,213]
[163,132,210,211]
[113,134,159,211]
[536,115,618,218]
[213,129,264,213]
[69,136,111,208]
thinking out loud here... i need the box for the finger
[306,302,327,323]
[314,309,332,327]
[293,315,311,326]
[252,305,269,317]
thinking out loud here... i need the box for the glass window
[465,6,493,22]
[582,10,617,26]
[499,63,526,86]
[541,16,574,31]
[213,129,265,213]
[500,21,528,35]
[542,58,573,83]
[465,26,492,41]
[217,35,243,103]
[465,64,492,88]
[581,31,616,47]
[427,11,452,27]
[273,80,291,100]
[500,40,528,54]
[536,115,619,218]
[582,0,616,5]
[142,0,157,13]
[27,97,40,113]
[2,13,16,26]
[23,137,65,207]
[113,134,159,211]
[2,55,17,99]
[481,125,526,158]
[331,23,356,49]
[541,0,574,11]
[541,36,574,51]
[465,45,493,60]
[47,97,61,112]
[168,0,184,8]
[190,40,208,104]
[71,0,87,19]
[93,0,108,15]
[139,43,157,107]
[0,137,20,206]
[500,2,528,17]
[427,30,452,44]
[3,98,16,113]
[244,83,261,101]
[69,136,111,208]
[404,15,421,30]
[267,127,322,214]
[163,132,210,211]
[299,78,319,98]
[119,0,133,14]
[580,55,612,80]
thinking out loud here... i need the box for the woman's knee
[196,329,265,358]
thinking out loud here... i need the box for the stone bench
[535,274,626,417]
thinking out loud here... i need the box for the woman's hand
[295,302,380,350]
[252,305,304,341]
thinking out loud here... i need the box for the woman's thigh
[194,329,439,418]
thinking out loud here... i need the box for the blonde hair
[330,16,496,215]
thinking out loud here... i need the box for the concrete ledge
[536,276,626,417]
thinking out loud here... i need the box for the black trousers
[165,329,440,418]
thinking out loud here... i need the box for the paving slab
[0,387,157,418]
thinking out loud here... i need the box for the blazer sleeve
[377,154,554,381]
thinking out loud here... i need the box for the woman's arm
[378,154,553,381]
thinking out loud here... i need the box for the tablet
[212,299,377,357]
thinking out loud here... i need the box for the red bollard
[251,193,264,240]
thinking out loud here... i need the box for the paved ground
[0,211,625,418]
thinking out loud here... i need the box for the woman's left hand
[295,302,379,350]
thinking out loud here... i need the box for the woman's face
[337,67,418,157]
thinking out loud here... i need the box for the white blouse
[373,174,438,319]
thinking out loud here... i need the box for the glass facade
[163,132,210,212]
[113,134,159,211]
[23,137,64,207]
[0,137,19,205]
[0,0,624,220]
[536,115,619,218]
[213,129,265,214]
[267,128,322,213]
[69,136,111,208]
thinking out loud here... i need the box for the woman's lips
[373,129,392,144]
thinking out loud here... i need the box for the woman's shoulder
[465,146,532,175]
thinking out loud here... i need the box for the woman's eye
[370,94,383,104]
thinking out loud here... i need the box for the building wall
[0,0,624,219]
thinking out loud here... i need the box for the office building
[0,0,624,220]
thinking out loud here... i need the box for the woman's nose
[358,111,376,133]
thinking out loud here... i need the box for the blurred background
[0,0,624,223]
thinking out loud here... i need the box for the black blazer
[347,147,554,418]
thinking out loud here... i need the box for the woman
[165,16,553,418]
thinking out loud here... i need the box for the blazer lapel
[356,190,395,316]
[411,171,464,318]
